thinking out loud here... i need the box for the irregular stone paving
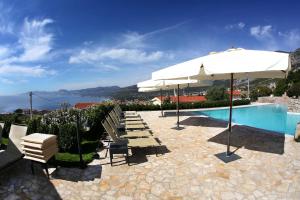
[1,110,300,199]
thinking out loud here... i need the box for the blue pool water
[195,104,300,135]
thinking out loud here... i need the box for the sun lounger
[0,124,28,170]
[0,122,4,149]
[115,104,137,116]
[109,111,146,130]
[114,106,139,118]
[113,108,141,121]
[101,119,160,150]
[106,116,152,138]
[111,110,143,124]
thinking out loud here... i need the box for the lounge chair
[101,119,160,151]
[0,122,4,149]
[106,116,152,138]
[115,104,137,116]
[0,124,28,170]
[113,107,141,121]
[111,110,143,124]
[115,105,139,118]
[109,111,146,130]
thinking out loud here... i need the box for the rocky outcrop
[257,96,300,113]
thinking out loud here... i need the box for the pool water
[195,104,300,135]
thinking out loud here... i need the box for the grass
[1,137,8,145]
[53,140,100,167]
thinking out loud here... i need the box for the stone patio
[1,110,300,199]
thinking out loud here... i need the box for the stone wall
[257,96,300,113]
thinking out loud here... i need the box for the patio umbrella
[151,48,291,156]
[138,79,212,129]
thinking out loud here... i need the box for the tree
[250,86,272,101]
[206,87,229,101]
[287,82,300,98]
[14,108,23,114]
[274,79,288,96]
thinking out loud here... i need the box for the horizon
[0,0,300,95]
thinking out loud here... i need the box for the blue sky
[0,0,299,95]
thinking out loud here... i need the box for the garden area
[0,99,250,167]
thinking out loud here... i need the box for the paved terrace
[1,110,300,199]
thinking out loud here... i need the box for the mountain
[291,48,300,70]
[30,86,121,97]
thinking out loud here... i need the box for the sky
[0,0,300,95]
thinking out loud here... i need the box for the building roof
[226,90,241,96]
[74,102,101,109]
[156,96,206,103]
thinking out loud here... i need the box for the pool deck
[1,110,300,199]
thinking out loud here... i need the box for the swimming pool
[194,104,300,135]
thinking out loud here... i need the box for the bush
[206,87,229,101]
[121,99,250,111]
[274,79,288,96]
[287,82,300,98]
[58,123,78,153]
[250,86,272,101]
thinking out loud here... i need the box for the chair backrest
[114,106,122,118]
[109,110,120,126]
[0,122,4,146]
[7,124,28,154]
[115,104,122,113]
[101,119,119,142]
[106,116,121,137]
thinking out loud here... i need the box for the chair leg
[31,161,35,175]
[44,163,50,179]
[110,152,113,166]
[126,151,129,166]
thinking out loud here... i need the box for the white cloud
[0,65,56,77]
[250,25,273,39]
[0,2,14,35]
[0,46,11,59]
[225,22,245,30]
[69,47,169,65]
[278,30,300,50]
[18,18,54,62]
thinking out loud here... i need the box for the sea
[0,94,107,113]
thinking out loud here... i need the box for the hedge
[121,99,251,111]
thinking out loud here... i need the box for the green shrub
[250,86,272,101]
[287,82,300,97]
[274,79,288,96]
[58,123,78,153]
[121,99,250,111]
[206,87,229,101]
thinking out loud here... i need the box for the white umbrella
[138,79,212,129]
[151,48,291,156]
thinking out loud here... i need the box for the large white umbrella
[138,79,212,129]
[151,48,291,156]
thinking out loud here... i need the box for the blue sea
[0,94,107,113]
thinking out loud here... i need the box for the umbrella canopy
[152,48,290,80]
[138,87,160,92]
[151,48,291,157]
[137,79,212,88]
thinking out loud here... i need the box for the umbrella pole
[227,73,234,156]
[177,84,180,129]
[160,89,163,117]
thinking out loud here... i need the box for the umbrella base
[171,126,185,130]
[215,152,241,163]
